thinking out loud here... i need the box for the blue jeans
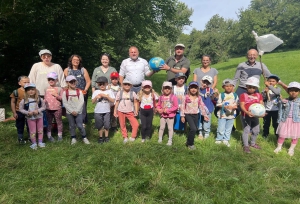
[216,118,234,141]
[198,113,212,137]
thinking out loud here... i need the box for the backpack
[172,84,188,95]
[24,97,42,111]
[214,92,239,118]
[118,90,135,111]
[65,88,80,101]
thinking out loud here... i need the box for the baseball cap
[175,72,187,79]
[202,75,213,84]
[245,77,260,88]
[96,76,108,83]
[110,72,119,79]
[188,81,199,87]
[162,81,172,87]
[288,82,300,89]
[47,72,58,79]
[39,49,52,56]
[267,74,280,82]
[222,79,235,86]
[24,83,36,89]
[142,80,152,87]
[66,75,77,82]
[123,79,132,85]
[175,43,185,48]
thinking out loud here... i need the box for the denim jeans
[216,118,234,141]
[198,113,212,137]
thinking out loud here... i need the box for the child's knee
[30,133,36,138]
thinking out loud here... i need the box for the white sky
[181,0,252,33]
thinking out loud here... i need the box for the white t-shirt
[139,93,159,109]
[173,85,185,109]
[92,90,115,113]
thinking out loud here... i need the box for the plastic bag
[252,31,283,55]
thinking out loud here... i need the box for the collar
[245,61,257,66]
[129,57,140,62]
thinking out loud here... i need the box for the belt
[132,83,142,87]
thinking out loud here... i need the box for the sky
[181,0,252,34]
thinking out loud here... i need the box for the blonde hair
[137,87,159,101]
[24,87,40,104]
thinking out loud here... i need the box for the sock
[289,143,297,151]
[47,132,51,138]
[82,135,86,139]
[38,139,43,143]
[276,143,283,149]
[58,132,62,137]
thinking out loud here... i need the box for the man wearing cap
[28,49,67,97]
[119,46,156,93]
[233,49,272,96]
[160,43,190,85]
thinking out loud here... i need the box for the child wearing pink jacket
[156,81,178,146]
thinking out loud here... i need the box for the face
[26,88,36,97]
[175,46,184,56]
[101,55,110,67]
[246,85,257,94]
[201,56,211,67]
[247,49,258,64]
[163,86,171,95]
[223,84,234,93]
[68,80,77,89]
[72,56,80,67]
[122,83,132,91]
[129,47,139,60]
[189,85,198,95]
[47,78,57,86]
[40,54,52,65]
[201,80,210,89]
[18,78,30,88]
[288,88,300,99]
[267,78,278,86]
[175,76,185,85]
[111,78,119,85]
[143,85,151,91]
[97,82,107,90]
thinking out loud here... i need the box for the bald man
[233,49,272,96]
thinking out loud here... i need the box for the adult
[119,46,156,93]
[233,49,272,96]
[28,49,66,97]
[160,43,190,85]
[64,54,91,125]
[91,53,117,93]
[193,55,218,89]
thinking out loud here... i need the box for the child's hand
[181,116,185,123]
[28,112,33,117]
[134,110,138,116]
[247,111,254,117]
[51,90,58,97]
[72,111,77,116]
[264,87,269,92]
[204,116,209,121]
[214,88,219,93]
[157,109,163,114]
[33,110,39,116]
[13,113,18,119]
[264,81,270,86]
[163,108,168,113]
[114,111,118,118]
[97,94,102,99]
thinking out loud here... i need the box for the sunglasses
[48,78,55,81]
[68,80,76,84]
[98,83,105,86]
[123,83,131,86]
[41,54,51,59]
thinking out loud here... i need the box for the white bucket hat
[288,82,300,89]
[202,75,213,84]
[245,77,260,88]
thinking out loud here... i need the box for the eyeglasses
[68,80,76,84]
[41,54,51,59]
[163,87,171,89]
[48,78,55,81]
[123,83,131,86]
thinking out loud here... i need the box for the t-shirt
[239,92,263,116]
[139,93,159,109]
[193,68,218,88]
[44,86,63,110]
[216,92,239,119]
[115,91,137,113]
[109,84,120,97]
[173,85,185,110]
[10,87,25,111]
[92,90,115,113]
[199,87,214,113]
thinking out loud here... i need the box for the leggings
[27,118,43,144]
[185,114,199,146]
[46,109,63,135]
[158,117,174,140]
[140,108,154,139]
[278,137,298,145]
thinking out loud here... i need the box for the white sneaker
[167,140,172,146]
[274,147,282,154]
[141,139,145,143]
[223,140,230,147]
[288,149,294,156]
[71,138,77,145]
[38,142,46,148]
[129,137,135,142]
[123,138,128,144]
[215,141,222,144]
[83,138,90,144]
[30,143,37,150]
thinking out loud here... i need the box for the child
[181,81,209,150]
[172,72,187,131]
[274,82,300,156]
[215,79,239,147]
[44,72,63,142]
[19,83,46,149]
[198,75,219,139]
[92,76,115,143]
[239,77,264,153]
[156,81,178,145]
[114,79,139,143]
[62,75,90,145]
[108,71,120,131]
[10,76,30,144]
[136,80,159,142]
[261,75,281,139]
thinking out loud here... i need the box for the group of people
[9,45,300,156]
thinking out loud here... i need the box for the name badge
[77,75,81,77]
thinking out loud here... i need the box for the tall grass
[1,50,300,203]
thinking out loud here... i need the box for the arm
[91,68,97,92]
[63,68,69,77]
[28,64,37,83]
[278,80,288,93]
[91,91,100,104]
[193,73,197,82]
[19,99,29,115]
[114,101,120,117]
[57,65,67,88]
[119,75,124,86]
[83,68,91,92]
[134,99,139,116]
[37,99,46,113]
[10,97,18,119]
[240,101,253,117]
[212,75,218,89]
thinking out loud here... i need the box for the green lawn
[1,50,300,203]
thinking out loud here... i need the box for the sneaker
[288,149,294,156]
[243,146,251,153]
[98,138,104,144]
[38,142,46,148]
[129,137,135,142]
[30,143,37,150]
[223,140,230,147]
[274,147,282,154]
[215,141,222,144]
[104,137,110,143]
[71,138,77,145]
[250,144,261,149]
[204,134,209,139]
[83,138,90,144]
[166,140,172,146]
[141,139,145,143]
[57,136,63,141]
[18,138,26,144]
[188,145,196,150]
[48,136,55,142]
[123,138,128,144]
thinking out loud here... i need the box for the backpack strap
[66,88,80,101]
[13,89,18,98]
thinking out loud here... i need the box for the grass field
[1,50,300,203]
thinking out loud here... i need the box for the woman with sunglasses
[91,53,117,93]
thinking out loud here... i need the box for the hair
[187,86,199,96]
[100,53,111,62]
[24,87,40,104]
[137,87,159,101]
[129,46,138,52]
[18,75,29,82]
[68,54,83,69]
[202,55,212,61]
